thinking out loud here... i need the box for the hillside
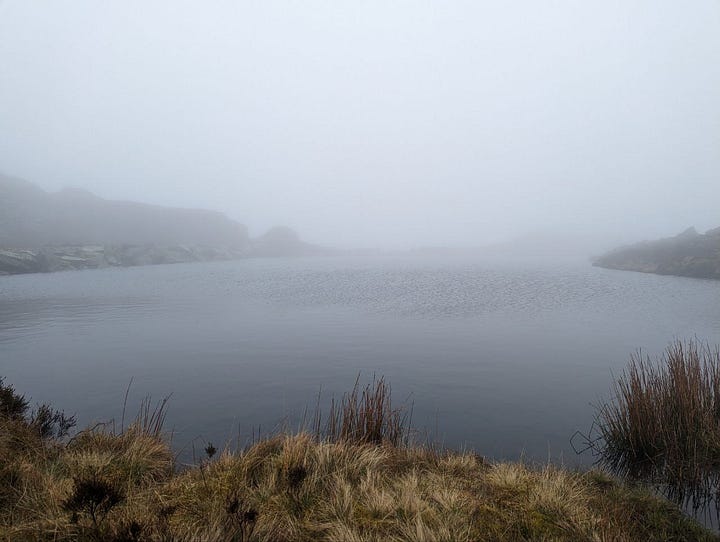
[0,174,250,249]
[0,174,325,275]
[593,227,720,280]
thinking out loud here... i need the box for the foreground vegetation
[1,378,717,541]
[595,339,720,501]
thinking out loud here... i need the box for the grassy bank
[1,379,716,541]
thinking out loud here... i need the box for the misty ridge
[0,171,615,276]
[0,173,248,248]
[0,173,330,274]
[2,170,719,279]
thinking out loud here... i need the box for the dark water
[1,255,719,466]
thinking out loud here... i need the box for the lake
[1,254,718,465]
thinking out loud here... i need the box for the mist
[1,0,718,249]
[4,3,720,535]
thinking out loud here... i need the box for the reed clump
[596,339,720,488]
[1,377,717,541]
[320,376,410,446]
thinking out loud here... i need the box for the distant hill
[0,174,327,275]
[251,226,328,257]
[593,227,720,280]
[0,173,249,248]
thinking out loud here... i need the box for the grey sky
[0,1,718,248]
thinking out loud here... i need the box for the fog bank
[1,1,718,249]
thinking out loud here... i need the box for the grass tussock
[596,339,720,488]
[1,377,717,541]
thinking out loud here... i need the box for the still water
[1,255,718,465]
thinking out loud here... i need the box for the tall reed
[596,339,720,489]
[318,375,411,446]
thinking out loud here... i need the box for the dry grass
[596,339,720,490]
[2,431,714,541]
[1,377,717,541]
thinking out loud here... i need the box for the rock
[0,249,44,274]
[0,244,244,276]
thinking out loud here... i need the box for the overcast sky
[0,1,718,248]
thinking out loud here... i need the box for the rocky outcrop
[0,245,249,275]
[0,237,338,275]
[0,249,45,275]
[593,227,720,280]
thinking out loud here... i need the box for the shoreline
[1,379,717,541]
[0,245,333,277]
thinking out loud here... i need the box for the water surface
[1,255,718,465]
